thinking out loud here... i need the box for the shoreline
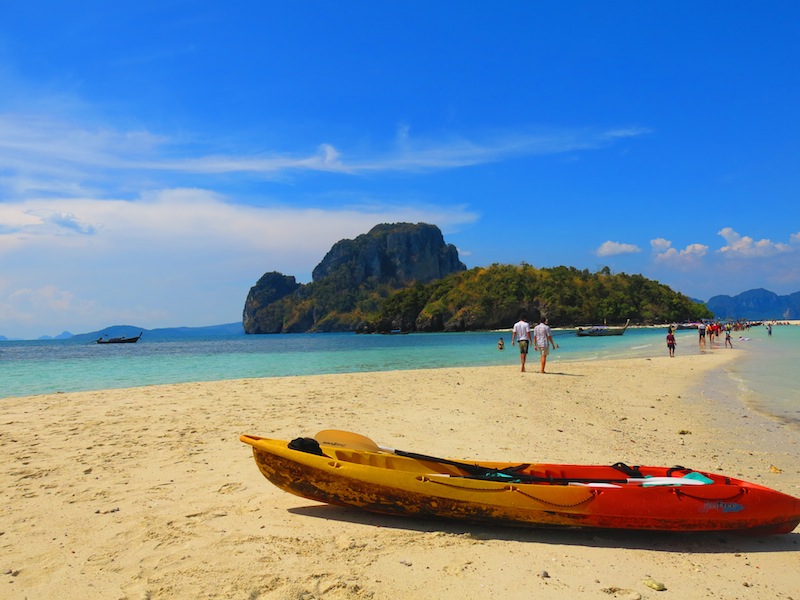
[2,353,799,599]
[3,325,793,405]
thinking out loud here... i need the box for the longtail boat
[576,319,630,337]
[96,332,142,344]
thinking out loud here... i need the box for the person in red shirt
[666,328,676,357]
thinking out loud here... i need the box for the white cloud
[596,241,641,257]
[0,191,479,338]
[650,237,672,253]
[790,232,800,244]
[717,227,793,258]
[652,238,708,266]
[0,285,96,335]
[0,190,478,264]
[647,231,800,297]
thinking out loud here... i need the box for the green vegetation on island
[365,263,712,332]
[243,223,711,334]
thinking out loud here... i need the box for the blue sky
[1,2,799,338]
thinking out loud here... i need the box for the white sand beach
[2,352,799,599]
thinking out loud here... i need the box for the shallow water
[2,326,797,427]
[717,324,800,426]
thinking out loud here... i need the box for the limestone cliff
[242,272,301,333]
[312,222,464,285]
[243,223,466,334]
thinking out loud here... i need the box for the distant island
[43,287,790,342]
[4,223,797,341]
[242,222,712,334]
[706,289,800,320]
[65,323,244,343]
[35,331,75,341]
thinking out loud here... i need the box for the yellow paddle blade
[314,430,382,452]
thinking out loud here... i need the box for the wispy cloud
[0,114,651,198]
[596,241,641,257]
[44,212,97,235]
[148,144,351,175]
[358,125,653,172]
[0,115,163,167]
[717,228,793,258]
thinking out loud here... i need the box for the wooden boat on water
[576,319,630,337]
[96,332,142,344]
[240,431,800,535]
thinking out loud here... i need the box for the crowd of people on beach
[500,316,783,365]
[691,321,736,351]
[666,319,778,356]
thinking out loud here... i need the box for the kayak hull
[240,435,800,535]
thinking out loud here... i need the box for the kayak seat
[288,437,328,457]
[610,462,643,478]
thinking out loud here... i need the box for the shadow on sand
[288,504,800,554]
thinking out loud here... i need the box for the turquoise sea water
[2,326,798,426]
[714,325,800,427]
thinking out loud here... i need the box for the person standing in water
[725,328,733,348]
[666,328,676,357]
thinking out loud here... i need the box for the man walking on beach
[533,317,558,373]
[511,314,532,372]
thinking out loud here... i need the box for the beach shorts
[517,340,529,354]
[538,345,550,356]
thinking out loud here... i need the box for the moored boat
[240,431,800,535]
[96,332,142,344]
[576,319,630,337]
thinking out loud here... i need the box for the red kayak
[241,431,800,535]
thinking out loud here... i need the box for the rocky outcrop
[242,223,466,334]
[312,222,465,285]
[242,272,301,333]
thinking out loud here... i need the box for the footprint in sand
[218,482,244,494]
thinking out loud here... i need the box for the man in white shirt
[533,317,558,373]
[511,314,532,372]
